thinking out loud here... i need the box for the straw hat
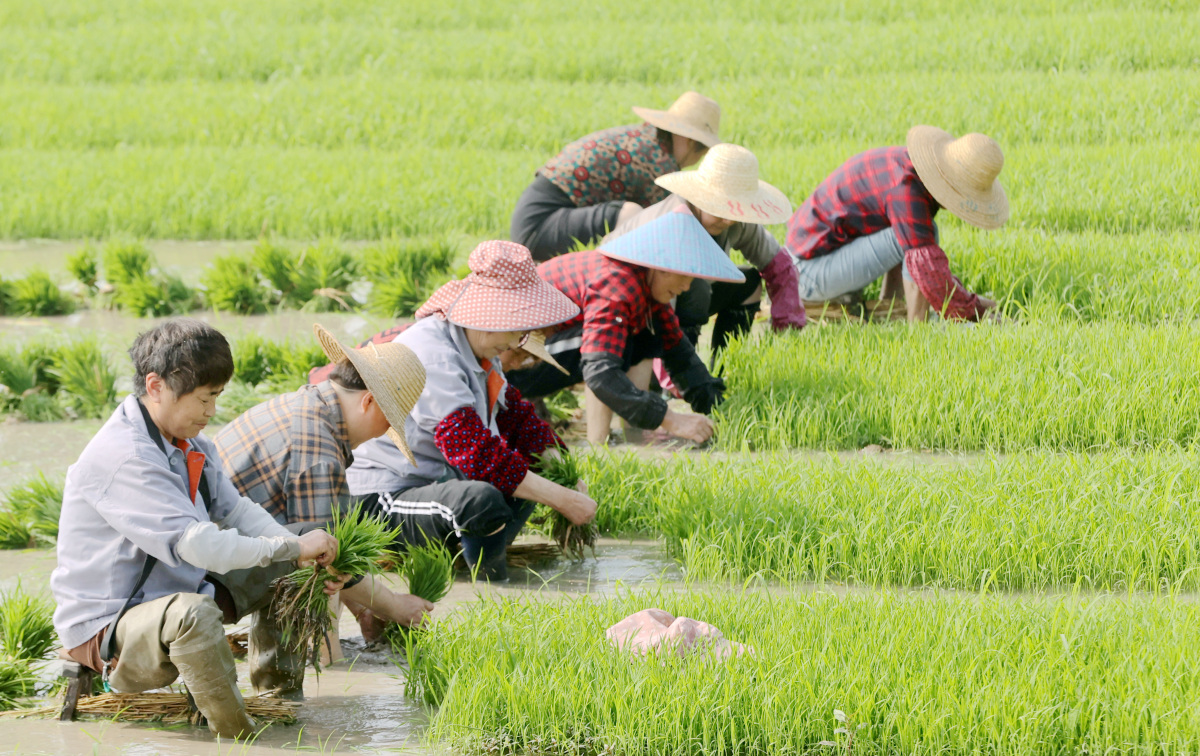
[655,144,792,225]
[522,331,569,375]
[313,324,425,466]
[632,91,722,149]
[906,126,1009,230]
[599,207,746,283]
[415,241,579,332]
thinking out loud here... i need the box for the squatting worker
[511,91,721,261]
[346,241,597,582]
[215,325,433,675]
[506,208,741,446]
[602,143,805,364]
[50,319,339,740]
[783,125,1009,322]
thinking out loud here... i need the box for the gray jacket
[348,318,508,495]
[50,395,292,650]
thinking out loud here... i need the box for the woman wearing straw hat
[346,241,596,582]
[215,325,433,674]
[507,209,741,446]
[510,91,721,261]
[603,143,805,361]
[783,126,1009,322]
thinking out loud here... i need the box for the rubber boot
[248,605,306,700]
[461,529,509,582]
[170,641,257,739]
[504,499,538,546]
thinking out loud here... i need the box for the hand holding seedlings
[296,529,339,568]
[660,409,715,444]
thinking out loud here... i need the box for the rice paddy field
[1,0,1198,753]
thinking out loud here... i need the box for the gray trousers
[793,226,929,300]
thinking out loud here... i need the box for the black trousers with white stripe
[358,479,525,551]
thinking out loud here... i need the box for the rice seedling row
[577,450,1200,592]
[0,142,1194,240]
[715,319,1200,452]
[407,589,1200,755]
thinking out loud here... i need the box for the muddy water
[0,540,677,756]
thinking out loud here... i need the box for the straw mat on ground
[0,692,299,724]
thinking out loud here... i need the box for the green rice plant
[201,254,270,314]
[100,240,151,286]
[409,589,1200,755]
[362,236,456,318]
[7,270,74,316]
[3,473,62,544]
[270,504,398,671]
[0,659,37,711]
[65,245,98,291]
[0,512,33,550]
[575,450,1200,592]
[250,239,300,305]
[400,541,455,605]
[112,271,195,316]
[211,380,277,425]
[291,241,358,312]
[716,319,1200,452]
[534,451,597,559]
[542,388,580,426]
[0,345,65,422]
[49,340,117,419]
[231,333,326,390]
[0,276,11,314]
[0,585,56,662]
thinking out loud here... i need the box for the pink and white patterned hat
[415,241,580,332]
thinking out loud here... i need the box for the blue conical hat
[598,208,746,283]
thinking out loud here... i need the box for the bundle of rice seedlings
[0,660,36,711]
[291,241,358,312]
[0,277,12,315]
[251,239,301,306]
[362,236,456,318]
[0,585,56,662]
[113,272,196,317]
[0,512,33,550]
[232,334,326,391]
[0,347,65,422]
[100,240,152,286]
[543,388,580,426]
[9,270,75,316]
[534,451,597,560]
[50,341,118,419]
[0,692,298,723]
[201,255,270,314]
[385,541,455,653]
[270,504,398,672]
[3,473,63,544]
[65,246,99,291]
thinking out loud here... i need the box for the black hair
[129,318,234,397]
[328,358,367,391]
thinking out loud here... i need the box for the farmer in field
[602,143,804,363]
[784,125,1009,322]
[346,241,597,582]
[506,209,739,446]
[511,91,721,261]
[214,324,433,677]
[50,319,340,739]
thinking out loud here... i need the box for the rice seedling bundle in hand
[270,504,398,672]
[385,542,455,654]
[534,451,597,560]
[0,585,56,662]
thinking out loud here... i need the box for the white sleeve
[176,521,300,573]
[217,496,295,539]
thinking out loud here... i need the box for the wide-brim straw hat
[599,207,746,283]
[632,91,722,149]
[414,241,579,332]
[655,144,792,225]
[906,125,1010,230]
[313,324,425,466]
[522,331,568,375]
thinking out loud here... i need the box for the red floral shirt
[540,123,679,208]
[784,147,984,321]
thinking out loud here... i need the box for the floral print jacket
[539,123,679,208]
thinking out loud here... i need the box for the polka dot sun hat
[415,241,580,331]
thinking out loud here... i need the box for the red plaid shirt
[784,146,983,320]
[537,250,685,357]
